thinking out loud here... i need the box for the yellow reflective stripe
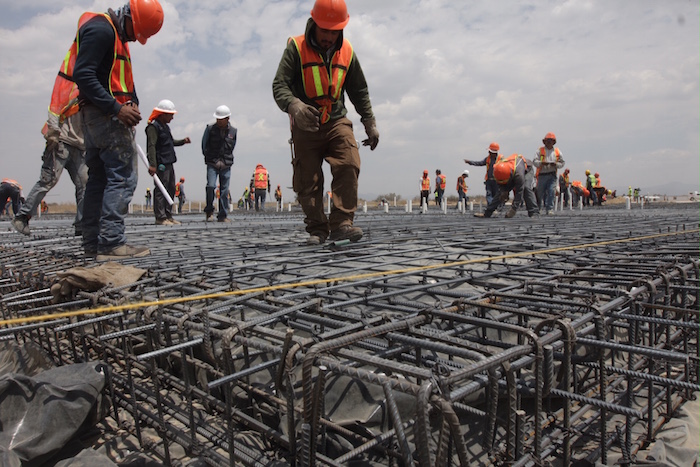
[118,60,127,94]
[333,69,344,99]
[311,65,324,97]
[61,49,72,74]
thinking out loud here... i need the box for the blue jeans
[20,141,87,228]
[537,172,557,212]
[206,165,231,219]
[81,106,138,252]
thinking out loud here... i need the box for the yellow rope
[1,228,697,327]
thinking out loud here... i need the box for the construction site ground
[1,202,698,467]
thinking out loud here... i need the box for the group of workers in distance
[460,133,607,219]
[8,0,381,255]
[419,169,471,209]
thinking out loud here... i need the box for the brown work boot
[168,218,181,225]
[329,225,363,243]
[306,234,327,246]
[96,244,150,261]
[155,218,175,225]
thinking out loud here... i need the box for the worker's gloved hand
[362,118,379,150]
[505,208,517,218]
[288,98,320,132]
[50,262,146,303]
[45,128,60,151]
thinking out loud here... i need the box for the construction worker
[420,170,431,208]
[0,179,22,217]
[435,169,446,207]
[464,142,502,205]
[145,188,152,207]
[570,180,589,206]
[75,0,163,259]
[558,168,571,207]
[146,99,191,225]
[456,170,469,207]
[242,186,251,210]
[250,163,271,211]
[275,184,283,210]
[533,132,565,215]
[584,169,597,206]
[202,105,237,222]
[272,0,379,245]
[628,186,632,199]
[12,44,89,237]
[175,177,186,213]
[475,154,538,219]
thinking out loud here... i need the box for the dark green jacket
[272,18,374,123]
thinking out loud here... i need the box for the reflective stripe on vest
[536,147,561,178]
[290,35,354,125]
[421,177,430,190]
[438,174,446,190]
[254,167,268,189]
[72,13,135,106]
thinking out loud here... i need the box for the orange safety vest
[175,182,181,197]
[51,12,135,121]
[421,176,430,191]
[572,180,590,197]
[484,153,503,181]
[437,174,446,190]
[289,35,354,125]
[253,166,268,189]
[536,147,561,177]
[457,176,467,193]
[495,154,527,184]
[2,178,21,189]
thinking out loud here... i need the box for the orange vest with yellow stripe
[50,12,135,123]
[535,147,561,178]
[290,35,354,125]
[254,166,268,189]
[421,176,430,191]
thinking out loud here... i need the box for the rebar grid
[1,205,698,466]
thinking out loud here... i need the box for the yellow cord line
[1,228,696,327]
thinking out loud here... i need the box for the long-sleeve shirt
[272,18,374,123]
[532,147,565,175]
[74,14,137,116]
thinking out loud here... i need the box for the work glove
[45,128,60,151]
[50,262,146,303]
[288,98,320,132]
[362,118,379,150]
[505,208,517,219]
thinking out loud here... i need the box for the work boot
[306,234,326,246]
[168,218,181,225]
[96,244,150,261]
[205,214,214,222]
[11,215,30,235]
[156,218,175,226]
[329,225,363,243]
[218,217,231,223]
[473,213,485,218]
[84,246,97,258]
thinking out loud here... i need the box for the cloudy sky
[1,0,698,205]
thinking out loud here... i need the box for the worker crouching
[475,154,538,219]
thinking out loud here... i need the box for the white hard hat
[214,105,231,119]
[155,99,176,113]
[463,169,469,177]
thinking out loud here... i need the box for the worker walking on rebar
[202,105,237,222]
[272,0,379,245]
[558,168,571,207]
[146,99,190,225]
[533,132,565,215]
[75,0,164,260]
[435,169,446,206]
[584,169,597,206]
[420,169,431,208]
[250,163,271,211]
[456,170,469,208]
[464,142,502,205]
[475,154,538,219]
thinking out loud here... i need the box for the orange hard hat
[311,0,349,30]
[180,177,185,182]
[543,132,556,142]
[493,156,517,184]
[488,142,500,153]
[130,0,164,45]
[423,169,428,174]
[594,172,599,177]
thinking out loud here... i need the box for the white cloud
[0,0,697,206]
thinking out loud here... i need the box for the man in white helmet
[456,170,469,208]
[145,99,191,225]
[201,105,237,222]
[272,0,380,245]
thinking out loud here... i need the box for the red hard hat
[543,132,556,142]
[493,156,517,184]
[311,0,349,30]
[130,0,164,45]
[423,169,428,174]
[488,142,500,153]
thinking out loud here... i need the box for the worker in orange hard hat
[533,132,565,215]
[175,176,187,214]
[273,0,379,245]
[474,154,538,219]
[558,168,571,207]
[464,142,504,205]
[74,0,164,260]
[420,170,431,208]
